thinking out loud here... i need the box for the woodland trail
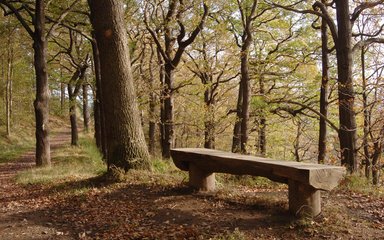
[0,127,383,239]
[0,128,72,240]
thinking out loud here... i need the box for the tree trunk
[68,83,78,146]
[257,75,267,156]
[232,83,243,153]
[157,48,166,157]
[258,117,266,156]
[361,46,370,178]
[294,120,302,162]
[371,142,381,185]
[160,62,174,158]
[33,0,51,167]
[60,66,65,113]
[82,83,90,132]
[148,46,156,155]
[60,82,65,112]
[335,0,357,172]
[89,0,150,171]
[240,41,251,154]
[204,82,215,149]
[91,36,107,158]
[318,12,329,164]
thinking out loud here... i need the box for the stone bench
[171,148,346,217]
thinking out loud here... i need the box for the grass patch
[339,174,384,197]
[0,128,34,164]
[16,136,106,185]
[110,157,188,186]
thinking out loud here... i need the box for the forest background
[0,0,384,185]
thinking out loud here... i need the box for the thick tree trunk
[335,0,357,172]
[89,0,150,171]
[240,42,251,154]
[318,14,329,164]
[33,0,51,167]
[91,37,107,158]
[82,84,90,132]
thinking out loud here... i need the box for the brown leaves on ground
[0,131,383,239]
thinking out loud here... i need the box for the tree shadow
[4,175,300,239]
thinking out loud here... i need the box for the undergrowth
[339,174,384,197]
[16,136,106,185]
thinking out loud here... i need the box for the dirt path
[0,129,72,240]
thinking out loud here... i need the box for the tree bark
[294,120,302,162]
[33,0,51,167]
[240,39,252,153]
[204,77,215,149]
[89,0,150,171]
[361,45,370,178]
[232,83,243,153]
[67,66,86,146]
[60,82,65,112]
[68,83,78,146]
[257,75,267,156]
[371,141,382,185]
[318,10,329,164]
[232,0,257,154]
[148,45,156,155]
[161,62,174,158]
[82,83,90,132]
[335,0,357,172]
[90,36,107,158]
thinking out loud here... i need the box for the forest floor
[0,128,384,240]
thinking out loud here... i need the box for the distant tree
[144,0,208,158]
[0,0,51,166]
[88,0,151,171]
[229,0,260,153]
[272,0,384,172]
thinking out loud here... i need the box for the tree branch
[351,0,384,24]
[0,1,34,38]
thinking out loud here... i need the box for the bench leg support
[288,180,321,217]
[189,164,215,191]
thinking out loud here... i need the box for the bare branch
[353,38,384,52]
[351,0,384,24]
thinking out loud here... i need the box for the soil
[0,129,383,239]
